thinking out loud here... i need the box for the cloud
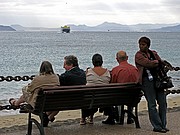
[162,0,180,5]
[162,0,180,13]
[114,2,158,11]
[0,0,179,27]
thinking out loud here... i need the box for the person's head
[138,36,151,53]
[116,50,128,63]
[63,55,79,71]
[92,53,103,67]
[39,61,54,75]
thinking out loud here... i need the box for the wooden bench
[23,82,142,135]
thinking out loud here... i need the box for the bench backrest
[33,83,142,113]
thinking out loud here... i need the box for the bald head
[116,50,128,62]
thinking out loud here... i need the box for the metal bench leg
[134,105,140,128]
[31,118,45,135]
[125,105,141,128]
[27,112,45,135]
[119,105,125,125]
[27,113,32,135]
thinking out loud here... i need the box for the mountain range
[0,22,180,32]
[0,25,16,31]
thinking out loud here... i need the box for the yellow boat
[61,25,70,33]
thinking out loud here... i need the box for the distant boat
[61,25,70,33]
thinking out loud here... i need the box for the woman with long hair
[9,61,60,127]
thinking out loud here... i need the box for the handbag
[145,50,174,90]
[154,63,174,90]
[155,76,174,89]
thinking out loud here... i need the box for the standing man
[135,36,169,133]
[102,50,138,125]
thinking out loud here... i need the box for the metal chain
[0,105,19,110]
[0,73,179,111]
[166,89,180,94]
[172,78,180,80]
[0,104,33,112]
[0,75,35,82]
[1,75,179,81]
[173,67,180,71]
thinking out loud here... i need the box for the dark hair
[138,36,151,47]
[92,53,103,67]
[39,61,54,75]
[64,55,79,67]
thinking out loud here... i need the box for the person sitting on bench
[43,55,86,127]
[102,51,138,125]
[80,53,111,125]
[9,61,60,127]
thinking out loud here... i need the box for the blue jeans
[142,77,167,129]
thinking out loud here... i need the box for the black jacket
[59,67,86,86]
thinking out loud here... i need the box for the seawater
[0,31,180,116]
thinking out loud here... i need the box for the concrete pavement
[0,109,180,135]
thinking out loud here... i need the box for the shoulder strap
[148,50,168,78]
[148,50,156,60]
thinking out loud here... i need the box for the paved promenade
[1,109,180,135]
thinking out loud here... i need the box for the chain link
[5,76,14,82]
[14,76,22,81]
[21,76,30,81]
[0,76,5,82]
[30,75,35,80]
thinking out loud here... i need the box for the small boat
[61,25,70,33]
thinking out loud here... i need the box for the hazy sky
[0,0,180,27]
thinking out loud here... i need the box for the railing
[0,75,36,111]
[0,75,180,93]
[0,75,35,82]
[0,74,180,111]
